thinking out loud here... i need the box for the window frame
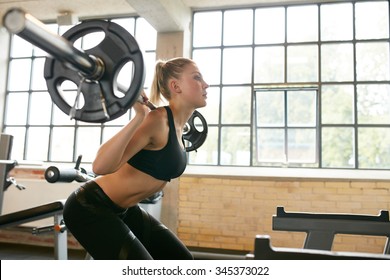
[190,0,390,170]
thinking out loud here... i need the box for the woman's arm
[92,101,150,175]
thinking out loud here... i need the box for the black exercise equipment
[0,134,26,215]
[3,8,207,152]
[45,155,95,183]
[4,8,144,123]
[138,96,208,152]
[0,133,68,259]
[182,110,208,152]
[0,200,68,259]
[250,235,390,260]
[272,206,390,254]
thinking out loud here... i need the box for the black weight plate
[183,110,208,152]
[44,20,145,123]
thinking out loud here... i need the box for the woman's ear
[169,80,182,93]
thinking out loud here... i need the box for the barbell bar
[3,8,104,81]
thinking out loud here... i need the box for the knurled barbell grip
[137,95,156,111]
[3,8,104,80]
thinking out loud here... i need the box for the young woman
[63,57,208,259]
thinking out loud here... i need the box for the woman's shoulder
[144,106,168,127]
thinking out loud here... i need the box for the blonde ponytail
[149,57,195,105]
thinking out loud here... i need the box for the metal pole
[3,8,104,80]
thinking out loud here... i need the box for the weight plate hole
[114,60,135,98]
[74,31,105,51]
[59,80,85,109]
[193,116,204,132]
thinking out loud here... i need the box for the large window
[190,0,390,170]
[3,17,156,163]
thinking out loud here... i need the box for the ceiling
[0,0,314,29]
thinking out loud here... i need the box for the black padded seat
[0,200,65,228]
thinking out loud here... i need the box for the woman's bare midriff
[94,164,167,208]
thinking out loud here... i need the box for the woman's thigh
[123,206,193,260]
[64,189,151,259]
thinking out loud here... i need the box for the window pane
[143,51,157,89]
[135,18,157,50]
[358,128,390,169]
[357,84,390,124]
[222,47,252,84]
[287,90,316,127]
[355,1,389,40]
[50,127,75,162]
[189,126,219,165]
[31,58,47,90]
[256,91,284,126]
[193,11,222,47]
[255,7,285,44]
[223,9,253,46]
[105,112,131,126]
[288,128,316,163]
[221,87,251,124]
[254,46,284,83]
[287,45,318,82]
[322,127,354,168]
[321,43,354,82]
[76,127,102,162]
[4,92,28,125]
[26,127,49,161]
[356,42,390,81]
[112,18,135,35]
[322,85,354,124]
[221,126,250,166]
[193,49,221,85]
[320,3,353,41]
[10,35,33,57]
[102,127,120,143]
[29,92,52,125]
[8,59,31,91]
[287,5,318,42]
[52,106,77,125]
[256,128,285,163]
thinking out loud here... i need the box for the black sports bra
[127,106,187,181]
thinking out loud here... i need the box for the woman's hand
[133,90,151,118]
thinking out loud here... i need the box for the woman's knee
[119,232,153,260]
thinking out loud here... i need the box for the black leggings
[63,181,193,260]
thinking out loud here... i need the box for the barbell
[2,8,207,152]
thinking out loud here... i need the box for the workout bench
[272,206,390,254]
[0,200,68,260]
[251,235,390,260]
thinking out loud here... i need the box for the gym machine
[272,206,390,254]
[250,235,390,260]
[0,133,71,259]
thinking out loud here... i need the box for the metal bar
[304,230,335,251]
[191,250,247,260]
[3,8,102,79]
[54,212,68,260]
[0,134,13,215]
[273,217,390,237]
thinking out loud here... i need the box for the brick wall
[2,168,389,255]
[177,176,390,254]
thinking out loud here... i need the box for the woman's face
[177,63,209,108]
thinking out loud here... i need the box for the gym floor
[0,242,87,260]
